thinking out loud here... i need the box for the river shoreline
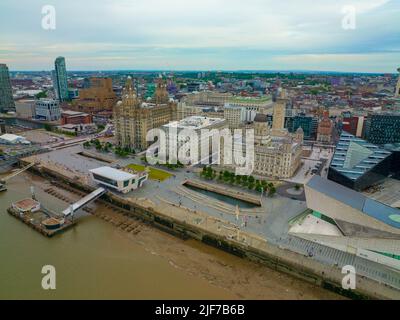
[1,170,344,300]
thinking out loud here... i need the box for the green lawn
[127,164,172,181]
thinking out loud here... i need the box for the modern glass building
[289,113,318,139]
[0,64,15,113]
[328,132,393,191]
[53,57,69,102]
[384,143,400,180]
[364,113,400,145]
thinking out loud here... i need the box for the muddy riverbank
[0,172,343,299]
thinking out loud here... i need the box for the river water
[0,173,234,299]
[0,172,342,300]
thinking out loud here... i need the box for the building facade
[220,93,303,179]
[53,57,69,102]
[178,92,272,129]
[272,90,286,131]
[114,78,177,151]
[35,99,61,121]
[15,100,35,119]
[317,111,333,143]
[90,166,148,194]
[364,113,400,145]
[328,131,393,191]
[61,110,92,125]
[252,117,303,179]
[159,116,227,165]
[0,64,15,113]
[223,104,247,128]
[291,113,318,140]
[72,77,117,113]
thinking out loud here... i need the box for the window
[123,180,130,188]
[92,173,118,187]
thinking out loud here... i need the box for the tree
[44,123,52,132]
[223,170,230,180]
[268,186,276,197]
[35,91,47,99]
[102,144,110,152]
[83,141,91,148]
[261,180,268,188]
[235,175,242,185]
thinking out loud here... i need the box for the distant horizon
[8,68,398,76]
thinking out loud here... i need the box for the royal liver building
[114,77,177,151]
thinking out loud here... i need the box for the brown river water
[0,172,342,299]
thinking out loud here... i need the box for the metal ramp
[0,162,36,183]
[62,187,106,216]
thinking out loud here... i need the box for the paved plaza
[23,144,400,292]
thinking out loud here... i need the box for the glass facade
[92,173,118,187]
[328,132,393,191]
[54,57,69,102]
[365,114,400,145]
[289,114,318,139]
[0,64,15,113]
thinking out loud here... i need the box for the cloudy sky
[0,0,399,72]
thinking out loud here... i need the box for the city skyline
[1,0,399,73]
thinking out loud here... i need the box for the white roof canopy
[90,166,135,181]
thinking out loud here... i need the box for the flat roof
[62,110,89,116]
[0,133,24,141]
[164,116,225,129]
[90,166,135,181]
[307,176,400,229]
[13,198,40,211]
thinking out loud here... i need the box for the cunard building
[114,77,177,151]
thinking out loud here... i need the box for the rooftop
[0,133,25,142]
[164,116,226,130]
[330,131,392,181]
[227,96,272,105]
[62,110,89,116]
[13,198,40,212]
[307,175,400,229]
[90,166,136,181]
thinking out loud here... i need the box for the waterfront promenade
[22,144,400,299]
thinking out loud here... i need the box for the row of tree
[84,139,116,154]
[200,167,276,196]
